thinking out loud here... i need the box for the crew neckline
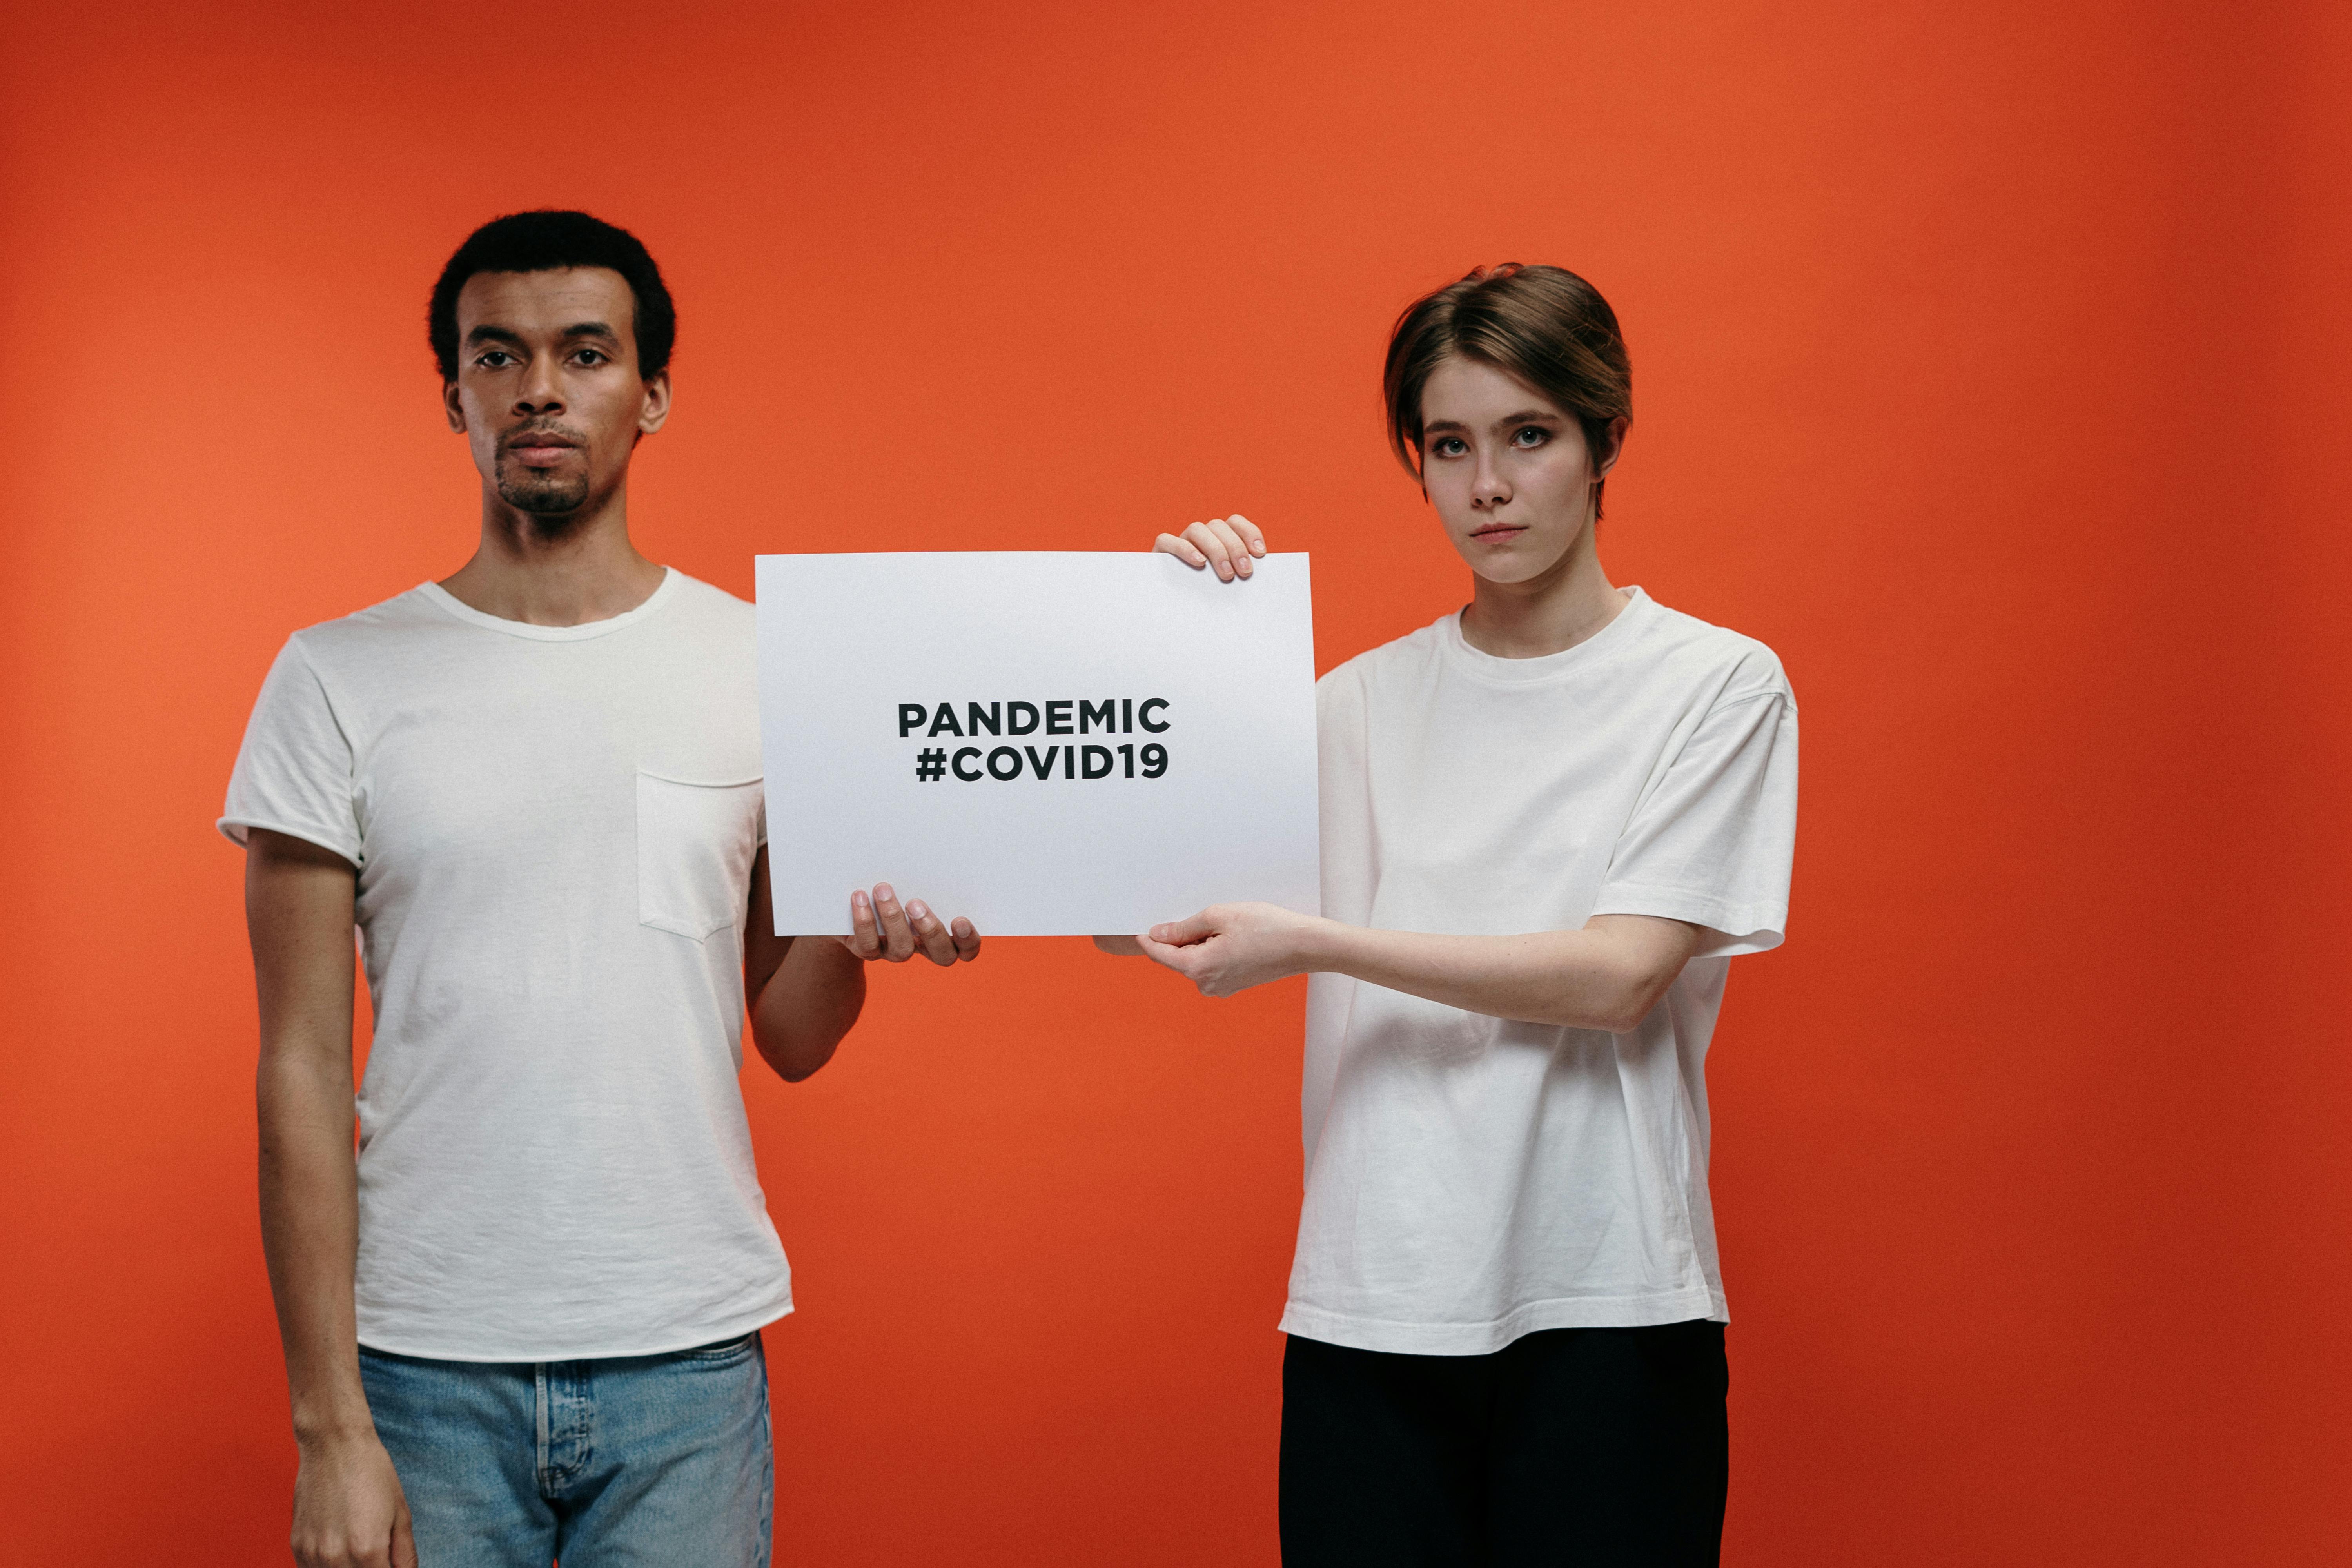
[1437,586,1655,684]
[417,568,682,641]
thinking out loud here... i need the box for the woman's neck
[1459,528,1629,659]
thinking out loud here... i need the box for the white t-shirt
[220,569,793,1362]
[1282,588,1797,1356]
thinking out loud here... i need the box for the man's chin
[497,479,592,517]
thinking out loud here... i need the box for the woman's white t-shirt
[1283,588,1797,1356]
[220,570,793,1362]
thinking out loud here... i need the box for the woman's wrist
[1289,915,1354,978]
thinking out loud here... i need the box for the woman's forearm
[1298,916,1698,1032]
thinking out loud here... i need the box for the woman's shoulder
[1316,615,1452,690]
[1629,595,1792,704]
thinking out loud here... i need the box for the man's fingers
[1154,531,1209,569]
[950,917,982,961]
[1227,513,1267,556]
[392,1504,418,1568]
[845,889,883,959]
[871,884,918,961]
[905,900,959,965]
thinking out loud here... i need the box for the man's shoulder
[661,571,755,626]
[281,584,445,664]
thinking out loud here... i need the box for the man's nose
[514,359,564,415]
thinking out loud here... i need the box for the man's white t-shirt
[220,569,794,1362]
[1283,588,1797,1356]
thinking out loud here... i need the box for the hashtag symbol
[915,748,947,782]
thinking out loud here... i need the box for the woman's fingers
[1157,517,1266,579]
[1182,520,1241,581]
[1203,517,1255,578]
[1154,531,1209,569]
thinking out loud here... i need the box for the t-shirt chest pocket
[635,770,764,940]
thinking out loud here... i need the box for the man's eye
[476,352,514,369]
[574,349,607,366]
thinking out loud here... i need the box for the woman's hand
[1154,514,1267,581]
[1135,901,1324,996]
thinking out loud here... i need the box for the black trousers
[1279,1320,1728,1567]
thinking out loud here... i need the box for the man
[223,210,978,1568]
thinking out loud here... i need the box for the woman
[1104,264,1797,1565]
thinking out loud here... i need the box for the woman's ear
[1594,415,1631,477]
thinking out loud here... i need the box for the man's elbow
[753,1025,844,1084]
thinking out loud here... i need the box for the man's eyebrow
[461,322,621,347]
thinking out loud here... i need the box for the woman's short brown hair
[1383,263,1632,517]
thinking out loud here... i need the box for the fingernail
[908,901,929,920]
[876,884,896,903]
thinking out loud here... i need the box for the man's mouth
[504,428,582,463]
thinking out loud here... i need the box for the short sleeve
[218,637,363,864]
[1591,688,1797,957]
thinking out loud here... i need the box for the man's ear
[443,379,466,434]
[638,372,673,436]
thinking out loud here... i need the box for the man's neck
[1459,526,1629,660]
[437,485,666,627]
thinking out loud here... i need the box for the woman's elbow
[1579,969,1679,1034]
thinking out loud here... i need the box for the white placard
[756,552,1320,936]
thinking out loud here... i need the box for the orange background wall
[3,1,2347,1561]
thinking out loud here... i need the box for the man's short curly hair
[428,211,675,382]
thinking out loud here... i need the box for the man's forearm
[750,937,866,1081]
[258,1047,372,1441]
[1298,920,1687,1033]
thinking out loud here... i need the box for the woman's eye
[1513,426,1549,447]
[1432,437,1467,457]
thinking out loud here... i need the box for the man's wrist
[292,1410,378,1447]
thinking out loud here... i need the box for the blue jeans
[358,1332,773,1566]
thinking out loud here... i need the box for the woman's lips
[1471,525,1528,542]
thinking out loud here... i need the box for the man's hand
[1136,901,1323,996]
[837,883,981,966]
[1154,514,1266,581]
[290,1430,414,1568]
